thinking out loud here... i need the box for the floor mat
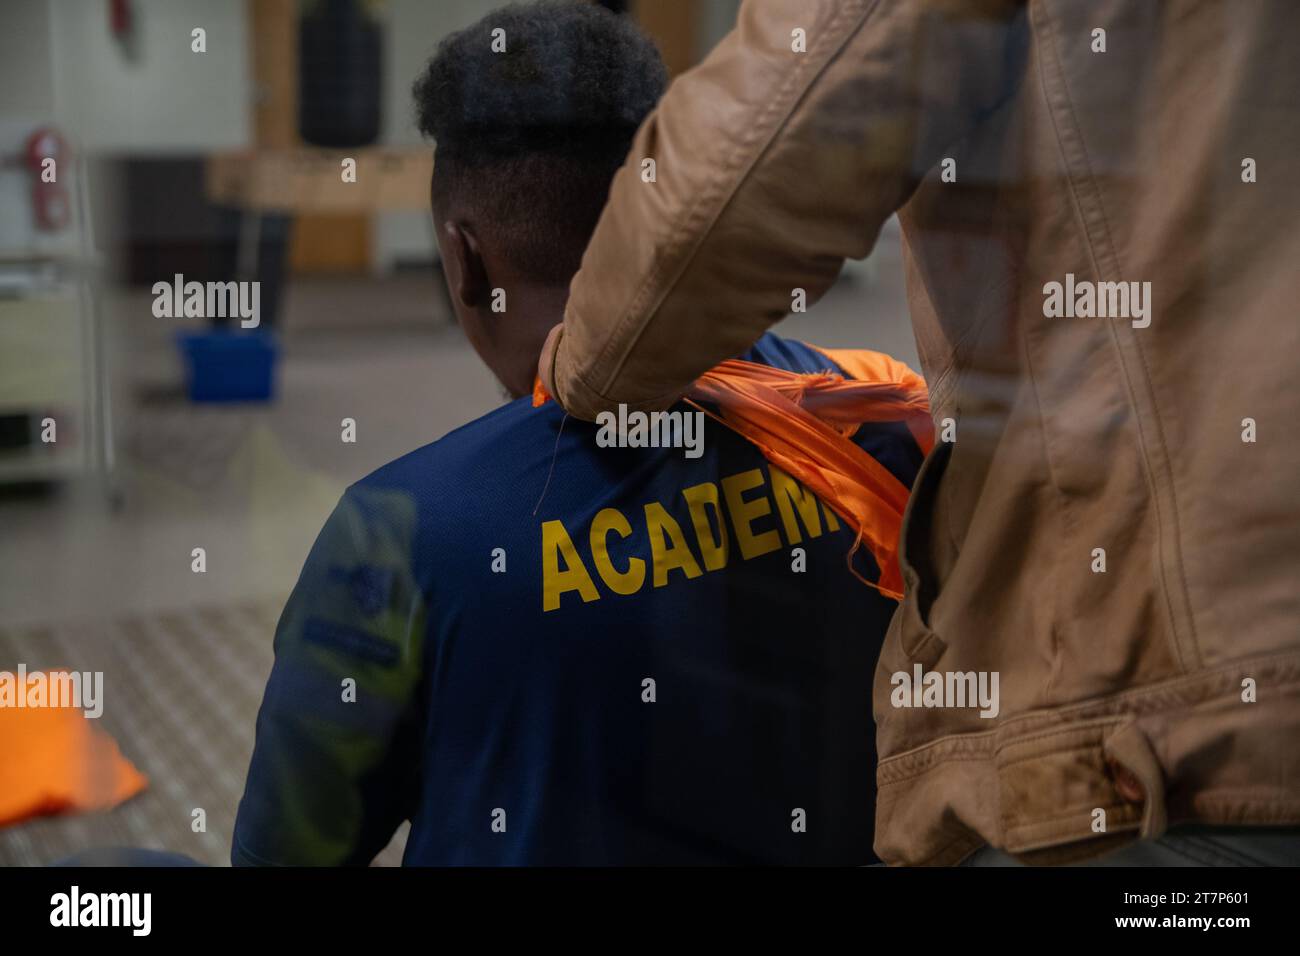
[0,598,407,866]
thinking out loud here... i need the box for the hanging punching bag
[298,0,383,148]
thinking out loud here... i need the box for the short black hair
[413,1,667,282]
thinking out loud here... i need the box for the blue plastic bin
[177,330,279,403]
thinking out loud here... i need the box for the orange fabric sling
[535,345,932,601]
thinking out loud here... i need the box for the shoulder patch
[302,617,401,667]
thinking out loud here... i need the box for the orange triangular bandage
[534,345,932,600]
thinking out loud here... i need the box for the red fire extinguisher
[24,127,71,232]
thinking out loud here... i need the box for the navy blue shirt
[233,334,923,865]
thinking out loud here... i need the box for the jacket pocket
[894,440,951,669]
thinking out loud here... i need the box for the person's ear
[442,220,489,310]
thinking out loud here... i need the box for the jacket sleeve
[232,486,427,866]
[544,0,1027,419]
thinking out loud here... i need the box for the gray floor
[0,221,916,864]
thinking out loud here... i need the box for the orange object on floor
[0,674,147,828]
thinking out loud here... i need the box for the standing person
[539,0,1300,864]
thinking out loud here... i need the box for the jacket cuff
[542,322,685,421]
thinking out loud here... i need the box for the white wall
[374,0,511,270]
[47,0,250,154]
[0,2,56,254]
[0,0,56,117]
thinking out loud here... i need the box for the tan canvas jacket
[541,0,1300,863]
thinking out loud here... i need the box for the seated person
[233,0,927,866]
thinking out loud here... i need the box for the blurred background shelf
[205,148,432,214]
[0,447,85,483]
[0,292,83,413]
